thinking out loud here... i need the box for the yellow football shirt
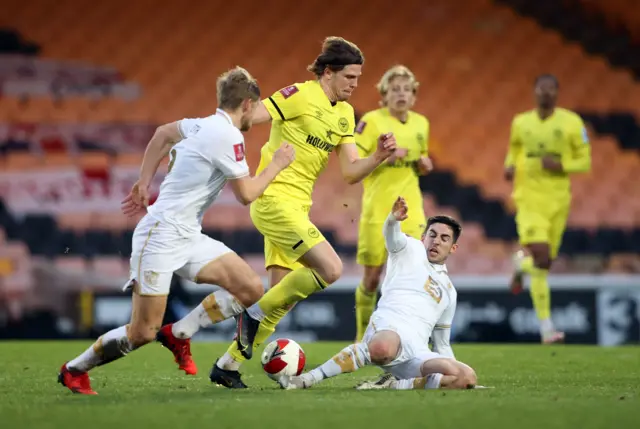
[257,80,356,205]
[356,108,429,223]
[504,108,591,202]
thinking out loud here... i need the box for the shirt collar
[216,108,232,124]
[430,262,448,273]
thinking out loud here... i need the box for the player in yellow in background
[504,74,591,344]
[210,37,398,388]
[353,65,433,340]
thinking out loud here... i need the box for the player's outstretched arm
[121,122,183,215]
[139,122,183,187]
[336,133,397,184]
[228,142,295,205]
[383,196,409,253]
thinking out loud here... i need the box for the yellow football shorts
[250,196,326,270]
[515,197,570,258]
[357,217,425,267]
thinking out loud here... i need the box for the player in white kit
[278,197,478,391]
[58,67,294,395]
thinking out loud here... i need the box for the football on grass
[261,338,306,380]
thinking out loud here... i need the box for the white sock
[68,325,134,372]
[306,343,371,385]
[246,303,266,321]
[540,318,555,336]
[172,290,244,339]
[217,352,241,371]
[391,373,443,390]
[67,346,101,373]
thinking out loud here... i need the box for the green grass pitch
[0,341,638,429]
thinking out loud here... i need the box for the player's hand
[391,196,408,221]
[541,155,563,172]
[375,133,397,160]
[386,147,408,165]
[504,166,515,181]
[416,156,433,175]
[121,180,149,217]
[273,142,295,170]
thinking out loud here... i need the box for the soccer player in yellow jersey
[504,74,591,344]
[353,65,433,340]
[210,37,398,388]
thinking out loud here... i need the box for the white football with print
[261,338,306,380]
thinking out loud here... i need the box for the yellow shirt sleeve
[562,118,592,173]
[339,107,356,146]
[264,84,308,121]
[504,116,521,168]
[422,118,430,156]
[354,113,379,157]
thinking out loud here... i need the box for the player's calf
[527,243,552,270]
[278,342,372,389]
[162,253,263,371]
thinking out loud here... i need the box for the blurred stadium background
[0,0,639,346]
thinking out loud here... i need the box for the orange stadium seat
[578,0,640,41]
[3,0,640,271]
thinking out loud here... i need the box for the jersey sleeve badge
[233,143,245,161]
[279,85,299,99]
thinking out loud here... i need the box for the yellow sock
[355,283,376,341]
[226,305,292,363]
[529,268,551,321]
[257,267,328,315]
[225,268,328,365]
[520,256,534,274]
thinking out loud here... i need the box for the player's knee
[128,325,158,347]
[235,273,264,307]
[533,253,552,270]
[317,259,343,285]
[367,340,397,366]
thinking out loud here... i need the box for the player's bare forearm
[228,143,293,205]
[337,142,386,184]
[344,154,386,184]
[228,165,280,206]
[139,123,182,185]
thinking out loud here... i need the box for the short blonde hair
[216,66,260,110]
[376,65,420,98]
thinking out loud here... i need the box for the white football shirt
[147,109,249,237]
[376,215,458,347]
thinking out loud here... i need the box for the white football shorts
[362,309,447,379]
[123,214,233,296]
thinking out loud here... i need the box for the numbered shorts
[123,215,233,296]
[515,198,570,258]
[250,196,326,270]
[362,310,448,379]
[357,218,425,267]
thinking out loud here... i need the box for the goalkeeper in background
[354,65,433,341]
[504,74,591,344]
